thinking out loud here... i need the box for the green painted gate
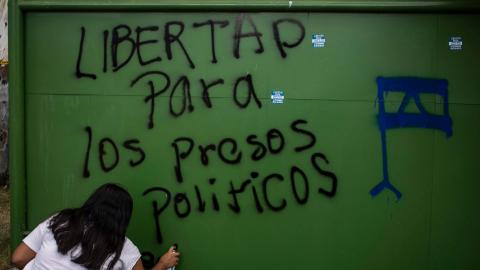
[9,1,480,269]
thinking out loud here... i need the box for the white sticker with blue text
[271,90,285,104]
[312,34,326,48]
[449,37,463,50]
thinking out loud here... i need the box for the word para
[130,71,262,129]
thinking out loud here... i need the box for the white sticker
[449,37,463,50]
[271,90,285,104]
[312,34,326,48]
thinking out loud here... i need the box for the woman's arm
[11,242,37,269]
[12,216,52,269]
[132,246,180,270]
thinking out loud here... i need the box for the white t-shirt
[23,217,141,270]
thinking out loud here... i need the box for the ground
[0,186,12,269]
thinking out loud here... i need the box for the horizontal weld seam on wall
[16,1,480,13]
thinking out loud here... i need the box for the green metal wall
[9,1,480,269]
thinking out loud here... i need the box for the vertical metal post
[9,0,26,249]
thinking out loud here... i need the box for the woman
[11,183,180,270]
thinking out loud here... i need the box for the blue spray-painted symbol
[371,77,453,200]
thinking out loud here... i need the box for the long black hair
[49,183,133,270]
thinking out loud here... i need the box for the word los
[142,119,338,244]
[75,14,306,79]
[82,126,145,178]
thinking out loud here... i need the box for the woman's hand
[134,245,180,270]
[154,246,180,270]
